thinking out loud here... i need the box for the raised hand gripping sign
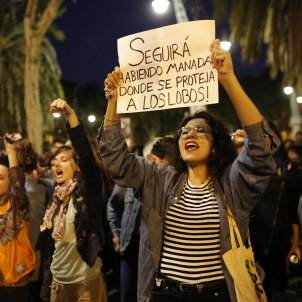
[117,20,218,114]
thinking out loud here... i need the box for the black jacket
[41,123,113,300]
[250,166,301,257]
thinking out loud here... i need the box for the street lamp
[88,114,96,123]
[152,0,170,14]
[52,112,61,118]
[283,86,294,95]
[283,86,302,138]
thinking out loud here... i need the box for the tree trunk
[24,0,62,154]
[24,41,43,153]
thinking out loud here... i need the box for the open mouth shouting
[185,140,199,152]
[55,168,64,179]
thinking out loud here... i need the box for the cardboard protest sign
[117,20,218,114]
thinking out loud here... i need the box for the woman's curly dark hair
[175,111,237,178]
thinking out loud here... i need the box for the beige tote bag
[222,207,267,302]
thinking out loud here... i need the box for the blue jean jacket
[98,120,279,302]
[107,185,141,254]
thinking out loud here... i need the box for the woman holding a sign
[98,40,279,302]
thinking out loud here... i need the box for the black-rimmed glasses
[178,126,212,138]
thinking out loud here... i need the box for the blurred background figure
[287,145,302,168]
[294,130,302,146]
[15,139,47,302]
[249,122,302,302]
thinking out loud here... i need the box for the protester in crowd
[294,130,302,146]
[249,122,302,301]
[40,99,113,302]
[287,145,302,167]
[0,134,37,302]
[145,136,179,168]
[107,136,179,302]
[14,139,47,302]
[283,139,294,151]
[98,39,279,302]
[49,137,66,156]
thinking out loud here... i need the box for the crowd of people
[0,40,302,302]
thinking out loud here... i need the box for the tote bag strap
[226,205,245,249]
[218,182,245,249]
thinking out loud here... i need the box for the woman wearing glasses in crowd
[98,40,279,302]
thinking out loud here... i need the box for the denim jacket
[107,185,141,254]
[98,120,279,302]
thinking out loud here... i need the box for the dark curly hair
[175,111,237,178]
[0,154,9,168]
[15,139,38,173]
[151,136,180,168]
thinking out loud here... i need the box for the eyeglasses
[178,126,212,138]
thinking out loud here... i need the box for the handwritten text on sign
[117,20,218,113]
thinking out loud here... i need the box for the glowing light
[297,96,302,104]
[152,0,170,14]
[88,114,96,123]
[52,112,61,118]
[283,86,294,95]
[220,41,232,51]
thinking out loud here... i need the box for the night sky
[53,0,266,88]
[54,0,176,86]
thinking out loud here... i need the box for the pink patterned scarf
[40,179,77,240]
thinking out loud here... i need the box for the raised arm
[211,39,262,126]
[49,99,106,192]
[50,98,80,128]
[4,135,28,215]
[211,41,280,213]
[5,138,18,168]
[103,67,121,126]
[99,68,175,191]
[98,68,145,189]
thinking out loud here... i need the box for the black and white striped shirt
[159,177,225,284]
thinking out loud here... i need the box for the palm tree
[173,0,189,22]
[24,0,63,153]
[0,3,25,133]
[0,1,64,152]
[213,0,302,95]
